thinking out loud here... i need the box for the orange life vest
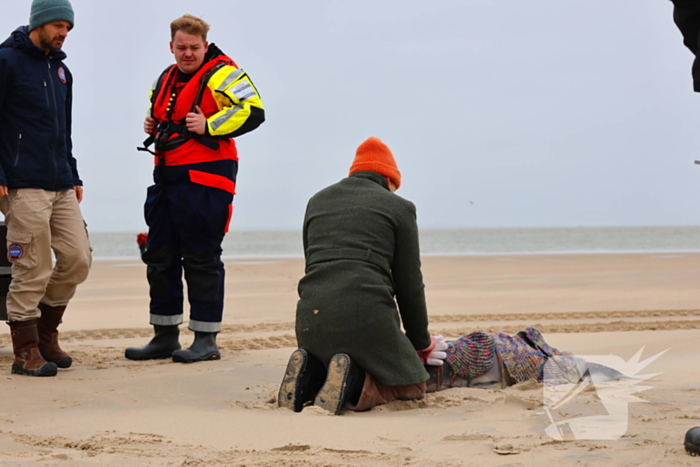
[149,56,239,166]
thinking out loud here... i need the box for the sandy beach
[1,252,700,466]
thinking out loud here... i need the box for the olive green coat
[295,171,431,386]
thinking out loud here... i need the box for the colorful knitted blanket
[444,327,586,384]
[444,330,495,381]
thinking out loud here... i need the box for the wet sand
[1,253,699,466]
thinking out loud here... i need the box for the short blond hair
[170,14,210,41]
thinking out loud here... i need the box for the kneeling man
[278,137,443,414]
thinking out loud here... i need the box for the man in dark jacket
[670,0,700,92]
[669,1,700,455]
[278,137,443,415]
[0,0,91,377]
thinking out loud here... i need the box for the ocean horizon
[88,226,700,260]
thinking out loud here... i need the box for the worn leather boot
[37,303,72,368]
[171,331,220,363]
[278,349,327,412]
[8,320,58,377]
[125,325,181,360]
[314,353,365,415]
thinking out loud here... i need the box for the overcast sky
[1,0,698,232]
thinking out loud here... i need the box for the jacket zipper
[14,134,22,166]
[43,80,50,107]
[47,61,59,189]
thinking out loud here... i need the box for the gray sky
[1,0,698,232]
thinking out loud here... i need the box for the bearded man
[0,0,92,377]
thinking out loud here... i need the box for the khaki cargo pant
[0,188,92,322]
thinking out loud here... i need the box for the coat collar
[349,171,390,191]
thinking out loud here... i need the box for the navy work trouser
[142,181,233,332]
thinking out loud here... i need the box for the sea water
[88,226,700,260]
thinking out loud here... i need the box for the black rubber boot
[125,325,181,360]
[171,331,220,363]
[685,427,700,456]
[278,349,327,412]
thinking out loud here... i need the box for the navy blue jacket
[0,26,81,190]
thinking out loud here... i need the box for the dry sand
[1,252,700,466]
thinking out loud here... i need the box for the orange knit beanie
[348,137,401,189]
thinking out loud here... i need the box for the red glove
[136,233,148,247]
[136,233,148,254]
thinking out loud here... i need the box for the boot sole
[278,349,308,412]
[171,351,221,364]
[11,362,58,377]
[124,344,181,361]
[125,350,178,361]
[314,353,352,415]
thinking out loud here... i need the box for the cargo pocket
[6,230,36,269]
[188,170,236,234]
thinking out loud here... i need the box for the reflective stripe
[215,68,244,92]
[189,170,236,194]
[189,319,222,333]
[150,313,183,326]
[210,107,242,132]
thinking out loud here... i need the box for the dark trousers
[142,181,233,332]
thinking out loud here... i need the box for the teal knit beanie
[29,0,74,31]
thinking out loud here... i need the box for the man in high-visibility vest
[126,14,265,363]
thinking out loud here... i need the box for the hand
[144,116,157,135]
[426,335,448,366]
[417,335,449,366]
[74,185,83,203]
[0,186,7,197]
[185,106,207,135]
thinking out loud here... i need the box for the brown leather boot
[8,319,58,376]
[37,303,72,368]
